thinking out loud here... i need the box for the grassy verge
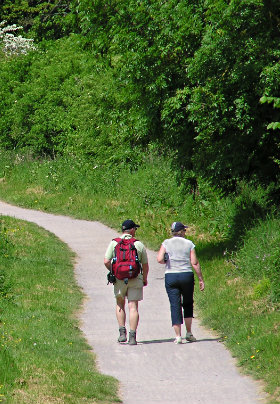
[195,240,280,404]
[0,216,119,404]
[0,151,279,403]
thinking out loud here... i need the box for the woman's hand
[199,279,205,291]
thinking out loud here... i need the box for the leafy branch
[260,95,280,130]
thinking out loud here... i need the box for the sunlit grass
[0,150,279,403]
[0,216,119,404]
[195,242,280,403]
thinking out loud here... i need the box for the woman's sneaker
[185,332,196,342]
[174,336,182,344]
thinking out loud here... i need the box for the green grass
[195,241,280,402]
[0,152,234,247]
[0,150,279,404]
[0,216,119,404]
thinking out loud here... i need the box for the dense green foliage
[0,0,79,40]
[77,0,280,192]
[0,35,148,164]
[1,0,280,195]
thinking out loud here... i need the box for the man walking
[104,219,149,345]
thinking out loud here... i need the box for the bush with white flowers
[0,21,36,55]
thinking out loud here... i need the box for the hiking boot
[174,336,182,344]
[118,326,127,343]
[128,330,137,345]
[186,332,196,342]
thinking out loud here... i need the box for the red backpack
[112,237,141,281]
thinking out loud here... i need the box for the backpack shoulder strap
[128,238,140,260]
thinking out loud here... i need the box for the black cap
[122,219,140,231]
[171,222,188,232]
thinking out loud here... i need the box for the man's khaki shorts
[114,274,144,301]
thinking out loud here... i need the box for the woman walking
[157,222,205,344]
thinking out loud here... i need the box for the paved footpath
[0,200,267,404]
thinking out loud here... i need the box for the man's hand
[104,257,112,271]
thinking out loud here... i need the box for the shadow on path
[139,337,221,344]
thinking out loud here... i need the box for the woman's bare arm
[157,244,166,264]
[190,249,205,291]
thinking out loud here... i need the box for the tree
[186,0,280,191]
[0,0,79,41]
[0,20,36,55]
